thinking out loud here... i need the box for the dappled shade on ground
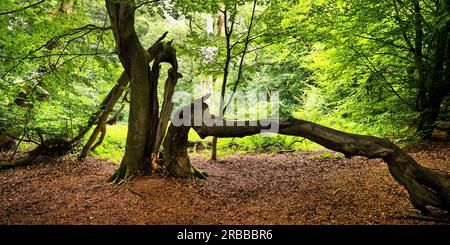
[0,140,449,224]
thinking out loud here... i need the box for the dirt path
[0,140,449,224]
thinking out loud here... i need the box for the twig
[0,0,45,16]
[132,0,160,15]
[128,188,144,198]
[152,31,169,45]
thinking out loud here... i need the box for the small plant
[310,151,344,160]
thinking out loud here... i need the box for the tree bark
[106,0,180,181]
[150,66,182,169]
[80,33,169,159]
[106,0,152,181]
[163,99,450,214]
[80,72,129,159]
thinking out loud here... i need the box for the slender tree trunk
[150,67,182,169]
[223,0,256,115]
[211,2,256,160]
[211,8,234,160]
[91,126,106,152]
[107,103,126,125]
[80,73,129,159]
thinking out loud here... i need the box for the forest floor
[0,140,449,224]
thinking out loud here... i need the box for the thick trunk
[106,0,179,181]
[417,101,442,136]
[211,16,232,161]
[163,100,450,214]
[106,0,151,181]
[80,37,169,159]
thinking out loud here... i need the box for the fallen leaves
[0,139,448,224]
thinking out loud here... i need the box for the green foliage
[214,134,321,157]
[309,151,345,160]
[2,0,446,163]
[0,0,119,144]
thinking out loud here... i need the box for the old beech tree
[102,0,450,215]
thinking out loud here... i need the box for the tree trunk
[416,0,450,136]
[80,34,169,159]
[106,0,152,181]
[163,99,450,214]
[151,67,182,169]
[211,8,234,161]
[80,73,128,159]
[106,0,180,181]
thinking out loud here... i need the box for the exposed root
[128,188,144,198]
[192,166,208,179]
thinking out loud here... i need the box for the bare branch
[0,24,112,80]
[0,0,45,16]
[353,33,412,52]
[351,47,415,109]
[223,0,257,115]
[392,0,416,54]
[132,0,160,15]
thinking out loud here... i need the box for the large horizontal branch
[164,100,450,214]
[195,118,397,159]
[0,52,116,60]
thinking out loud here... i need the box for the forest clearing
[1,0,450,232]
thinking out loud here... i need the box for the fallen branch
[128,188,144,198]
[163,98,450,214]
